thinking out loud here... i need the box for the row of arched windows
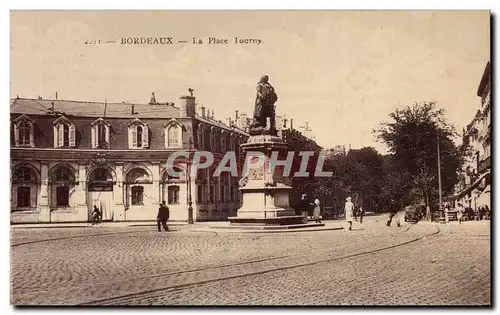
[11,164,190,210]
[197,124,245,152]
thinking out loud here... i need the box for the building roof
[10,98,181,119]
[477,61,491,97]
[194,113,248,136]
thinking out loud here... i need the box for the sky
[10,11,490,154]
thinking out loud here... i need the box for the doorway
[87,167,115,221]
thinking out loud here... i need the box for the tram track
[10,230,152,247]
[10,216,385,247]
[77,224,441,306]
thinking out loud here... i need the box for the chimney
[235,110,239,121]
[51,102,55,112]
[290,119,294,130]
[179,95,196,118]
[131,105,135,115]
[201,106,206,119]
[227,117,232,126]
[55,92,58,100]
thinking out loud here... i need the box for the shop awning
[452,171,490,200]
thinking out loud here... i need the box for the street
[10,215,490,306]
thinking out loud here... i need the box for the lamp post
[437,131,445,223]
[187,137,194,224]
[437,132,443,209]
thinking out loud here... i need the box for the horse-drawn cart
[404,205,424,222]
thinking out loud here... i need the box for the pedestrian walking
[312,198,322,223]
[344,196,354,230]
[386,198,401,227]
[91,205,101,225]
[456,203,464,224]
[358,206,364,224]
[157,201,170,232]
[444,204,451,223]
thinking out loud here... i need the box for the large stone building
[10,91,321,223]
[453,61,491,210]
[10,92,250,223]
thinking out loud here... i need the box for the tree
[282,128,322,207]
[374,101,462,219]
[314,147,388,217]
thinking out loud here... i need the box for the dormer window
[127,118,149,149]
[13,115,35,148]
[167,126,180,148]
[53,116,75,148]
[91,118,110,149]
[164,119,184,149]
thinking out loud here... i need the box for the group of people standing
[299,194,366,231]
[299,194,322,223]
[444,202,490,224]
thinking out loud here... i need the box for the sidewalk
[190,220,344,233]
[10,215,386,230]
[10,221,191,229]
[416,219,491,226]
[11,219,348,231]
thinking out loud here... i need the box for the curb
[189,226,344,234]
[10,222,189,229]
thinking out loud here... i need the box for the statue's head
[260,75,269,83]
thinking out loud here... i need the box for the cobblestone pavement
[10,216,490,306]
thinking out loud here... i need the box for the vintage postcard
[9,10,490,306]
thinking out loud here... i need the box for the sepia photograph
[9,10,491,306]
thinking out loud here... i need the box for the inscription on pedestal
[250,168,264,180]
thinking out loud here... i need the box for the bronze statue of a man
[249,75,278,136]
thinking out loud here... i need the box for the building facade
[10,93,250,223]
[453,61,491,210]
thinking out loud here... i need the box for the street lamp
[187,137,194,224]
[437,131,445,223]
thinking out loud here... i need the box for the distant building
[324,145,347,156]
[452,62,491,210]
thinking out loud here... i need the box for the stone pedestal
[228,135,305,226]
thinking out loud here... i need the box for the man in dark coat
[299,194,310,223]
[91,205,101,225]
[358,205,365,224]
[157,201,170,232]
[386,198,401,227]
